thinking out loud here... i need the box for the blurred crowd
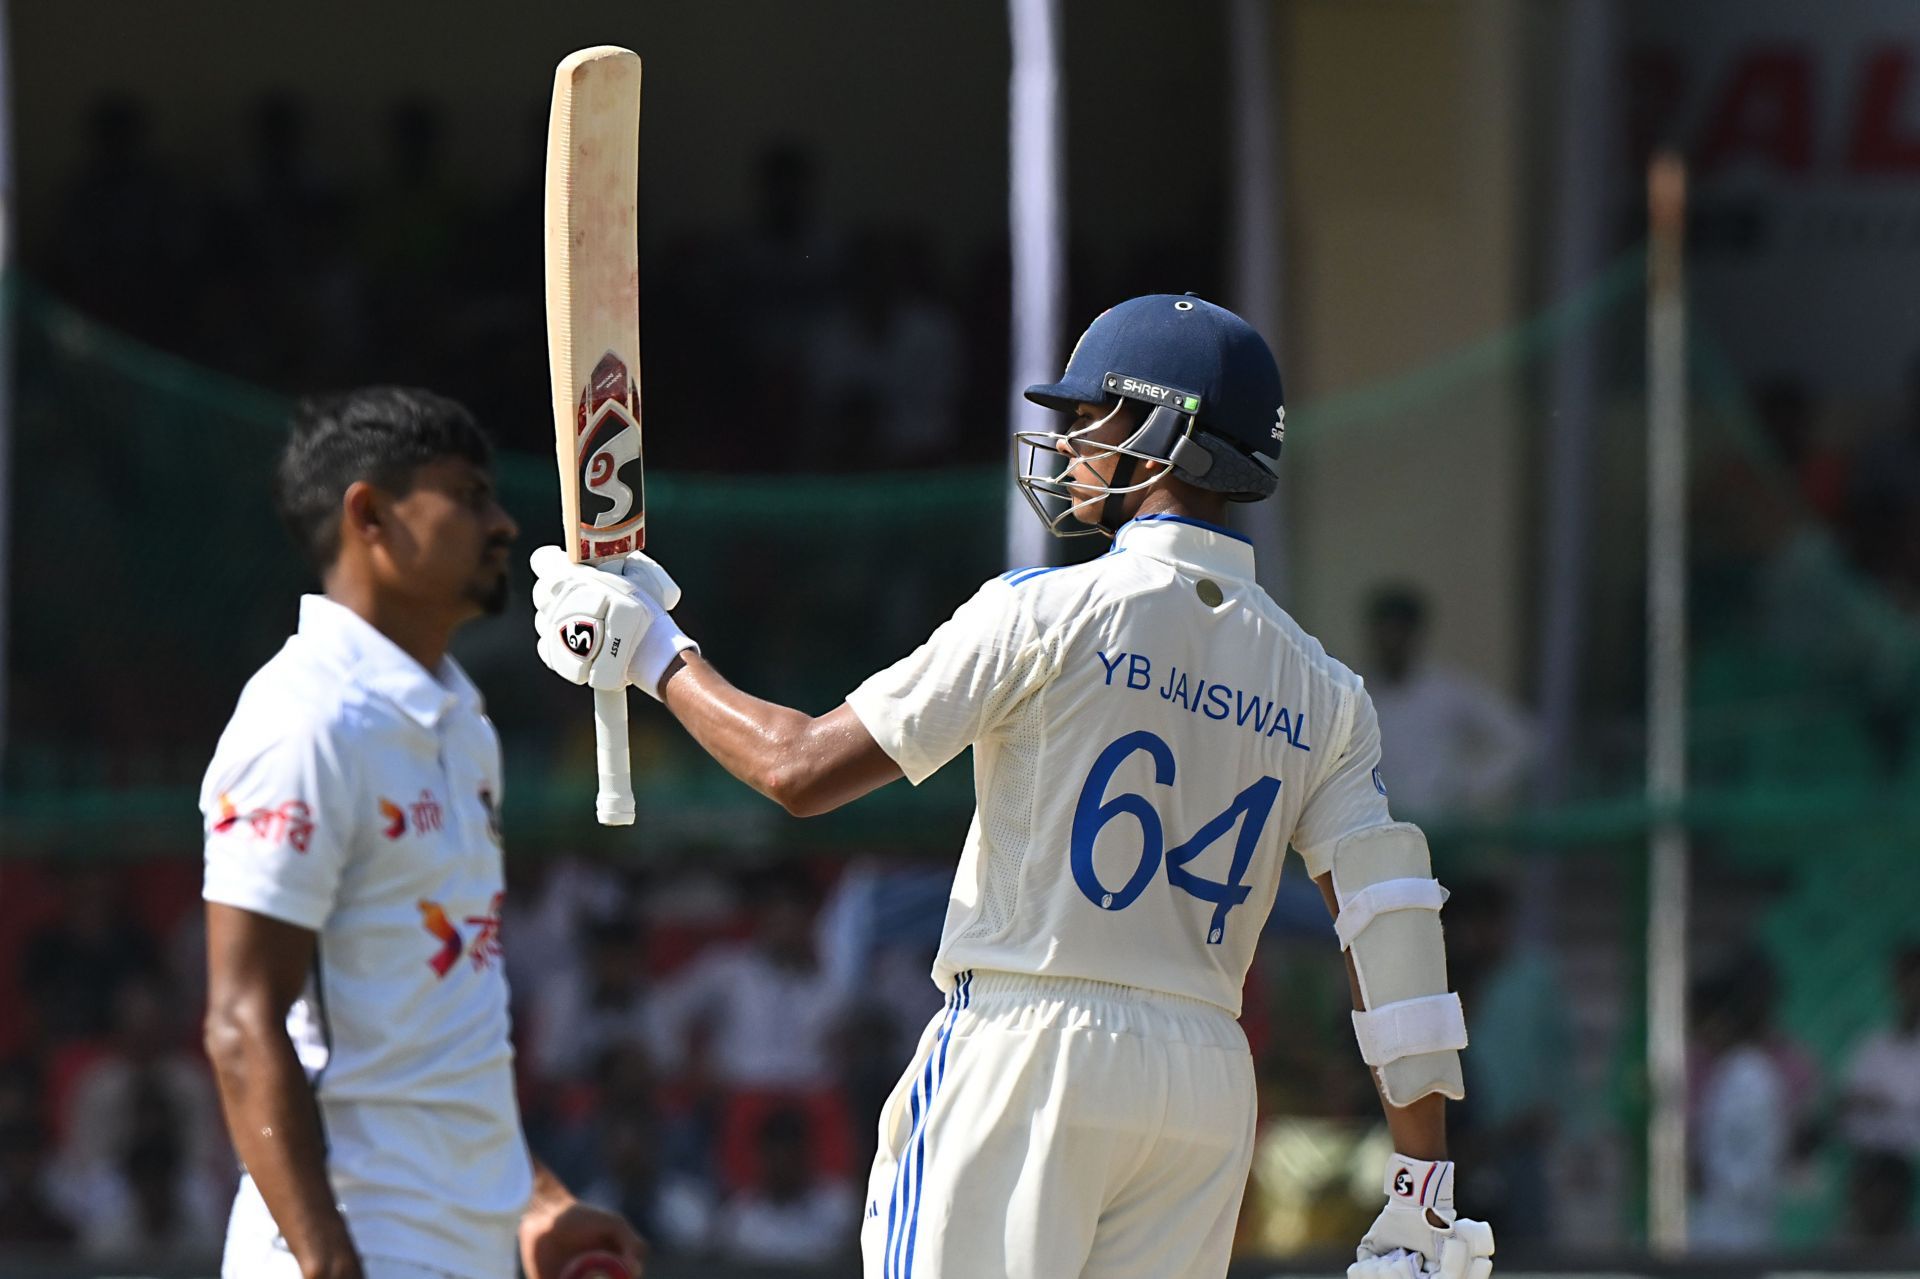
[3,843,1914,1265]
[32,91,1216,475]
[1694,370,1920,785]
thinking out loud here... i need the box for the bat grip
[592,688,636,825]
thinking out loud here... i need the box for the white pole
[1005,0,1065,572]
[1645,150,1691,1255]
[1226,0,1289,602]
[0,0,16,783]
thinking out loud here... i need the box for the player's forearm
[1377,1089,1448,1161]
[1316,873,1450,1160]
[658,654,898,815]
[658,654,825,811]
[205,1010,356,1266]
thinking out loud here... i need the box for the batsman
[531,295,1497,1279]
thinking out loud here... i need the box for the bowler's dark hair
[274,387,492,572]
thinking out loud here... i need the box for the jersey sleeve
[1289,685,1395,878]
[201,711,355,931]
[845,578,1050,785]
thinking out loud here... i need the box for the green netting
[1,279,997,849]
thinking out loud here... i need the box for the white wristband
[631,611,698,701]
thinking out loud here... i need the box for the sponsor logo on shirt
[212,793,315,853]
[418,899,464,977]
[464,892,504,972]
[379,789,443,839]
[416,891,506,979]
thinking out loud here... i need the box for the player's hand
[1349,1155,1494,1279]
[531,546,656,691]
[530,546,699,700]
[518,1193,647,1279]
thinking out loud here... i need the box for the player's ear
[340,479,386,549]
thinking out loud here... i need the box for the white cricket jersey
[201,596,531,1279]
[847,514,1393,1016]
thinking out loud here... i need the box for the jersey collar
[1113,513,1257,580]
[298,595,481,728]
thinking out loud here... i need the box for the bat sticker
[575,351,645,557]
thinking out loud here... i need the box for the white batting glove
[530,546,699,699]
[1349,1155,1494,1279]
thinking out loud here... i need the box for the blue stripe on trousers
[885,971,970,1279]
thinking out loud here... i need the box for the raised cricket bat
[545,46,644,826]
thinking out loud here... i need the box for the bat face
[546,45,645,568]
[575,350,645,559]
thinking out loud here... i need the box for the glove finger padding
[1439,1220,1494,1279]
[612,551,683,610]
[1348,1250,1425,1279]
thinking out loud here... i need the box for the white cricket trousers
[861,969,1257,1279]
[221,1175,479,1279]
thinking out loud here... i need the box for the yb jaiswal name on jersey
[1095,649,1312,750]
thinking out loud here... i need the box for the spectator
[48,94,185,341]
[1689,966,1789,1250]
[1447,880,1571,1242]
[578,1105,715,1259]
[503,855,630,1021]
[804,229,966,470]
[736,140,842,372]
[48,974,229,1231]
[1842,944,1920,1161]
[530,917,661,1083]
[1847,1149,1916,1246]
[653,867,848,1092]
[712,1106,858,1266]
[1362,585,1533,819]
[0,1118,75,1246]
[63,1102,225,1259]
[21,866,159,1042]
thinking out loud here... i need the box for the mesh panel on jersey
[957,642,1052,943]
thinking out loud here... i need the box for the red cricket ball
[557,1251,634,1279]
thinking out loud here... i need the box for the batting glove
[1349,1155,1495,1279]
[530,546,699,699]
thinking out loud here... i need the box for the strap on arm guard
[1330,822,1468,1106]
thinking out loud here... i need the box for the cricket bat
[545,46,645,826]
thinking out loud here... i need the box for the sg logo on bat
[574,351,646,558]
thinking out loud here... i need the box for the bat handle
[593,688,636,826]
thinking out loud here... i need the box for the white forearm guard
[1331,823,1467,1106]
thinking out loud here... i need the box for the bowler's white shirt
[847,515,1393,1015]
[201,595,531,1279]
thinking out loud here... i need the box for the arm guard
[1330,822,1467,1106]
